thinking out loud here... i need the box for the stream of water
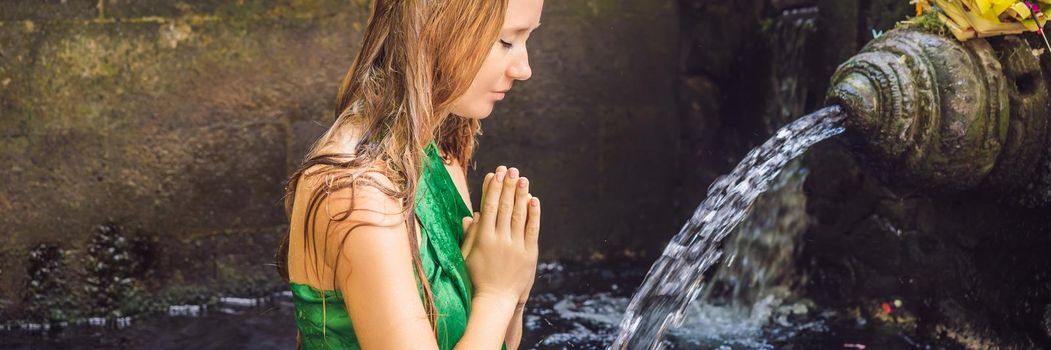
[611,106,846,349]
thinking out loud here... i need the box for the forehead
[503,0,543,31]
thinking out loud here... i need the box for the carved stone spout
[826,28,1051,205]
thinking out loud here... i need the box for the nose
[508,53,532,81]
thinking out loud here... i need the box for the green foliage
[896,10,951,37]
[217,263,283,297]
[157,284,213,306]
[83,223,143,317]
[24,244,76,323]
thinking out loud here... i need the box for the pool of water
[1,260,930,349]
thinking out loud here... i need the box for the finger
[461,215,474,236]
[481,167,506,230]
[461,216,476,258]
[511,177,530,244]
[497,167,520,237]
[479,172,495,209]
[525,197,541,250]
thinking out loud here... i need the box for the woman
[275,0,544,349]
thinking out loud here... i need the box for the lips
[490,86,511,101]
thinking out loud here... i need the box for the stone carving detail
[827,29,1051,204]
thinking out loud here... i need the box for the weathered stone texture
[0,0,371,317]
[0,0,682,319]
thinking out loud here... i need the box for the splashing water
[611,106,846,349]
[666,160,827,349]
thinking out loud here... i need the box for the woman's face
[449,0,543,119]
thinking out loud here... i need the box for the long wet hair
[275,0,508,329]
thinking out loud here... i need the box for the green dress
[289,142,480,350]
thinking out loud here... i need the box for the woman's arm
[460,294,519,349]
[503,305,526,349]
[323,174,517,350]
[326,175,441,349]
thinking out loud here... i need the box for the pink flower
[1025,1,1041,13]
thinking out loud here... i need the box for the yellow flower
[970,0,1017,19]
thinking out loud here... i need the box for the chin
[463,106,495,120]
[450,99,496,119]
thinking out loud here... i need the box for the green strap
[415,142,475,313]
[417,142,508,350]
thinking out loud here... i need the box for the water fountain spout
[826,28,1051,205]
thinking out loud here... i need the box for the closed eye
[499,39,513,49]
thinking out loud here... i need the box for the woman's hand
[461,166,541,305]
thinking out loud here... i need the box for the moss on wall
[0,0,370,319]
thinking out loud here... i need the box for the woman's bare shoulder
[294,163,410,274]
[299,161,405,228]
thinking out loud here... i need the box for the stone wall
[0,0,680,320]
[466,0,680,261]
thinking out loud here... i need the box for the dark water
[1,258,930,349]
[1,296,297,349]
[0,261,646,350]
